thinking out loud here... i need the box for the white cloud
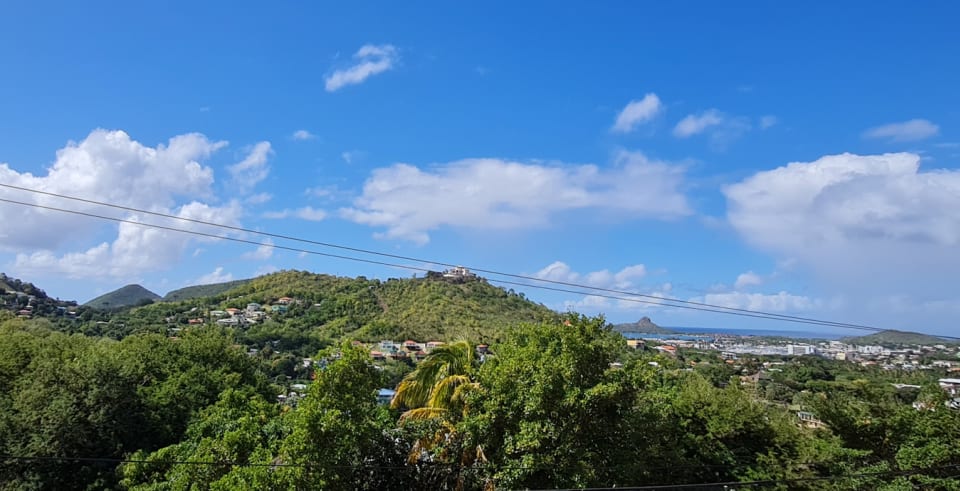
[734,271,763,290]
[0,129,226,252]
[325,44,398,92]
[12,201,243,278]
[611,94,662,133]
[863,119,939,142]
[725,152,960,330]
[291,130,316,141]
[725,153,960,250]
[533,261,658,313]
[759,115,778,130]
[263,206,328,221]
[698,291,820,312]
[242,239,274,261]
[534,261,647,290]
[0,129,264,281]
[341,150,690,244]
[190,267,234,286]
[227,142,272,193]
[673,110,724,137]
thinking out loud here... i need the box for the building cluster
[208,297,295,326]
[653,336,960,373]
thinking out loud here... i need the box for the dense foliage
[2,271,959,490]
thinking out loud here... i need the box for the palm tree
[391,341,478,422]
[391,341,488,488]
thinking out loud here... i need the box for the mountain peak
[84,284,161,310]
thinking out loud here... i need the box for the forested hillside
[3,314,958,490]
[3,271,960,489]
[107,270,557,343]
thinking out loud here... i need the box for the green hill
[612,316,676,335]
[84,284,161,310]
[135,270,558,342]
[842,329,948,346]
[163,279,252,302]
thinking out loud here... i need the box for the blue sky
[1,2,959,335]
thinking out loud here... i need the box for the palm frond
[399,406,447,423]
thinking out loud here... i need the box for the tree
[459,314,645,489]
[391,341,478,422]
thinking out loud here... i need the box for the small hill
[842,329,948,346]
[163,279,252,302]
[84,284,161,310]
[612,316,676,335]
[145,269,559,341]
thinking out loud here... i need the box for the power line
[0,188,948,337]
[0,183,881,332]
[0,196,868,332]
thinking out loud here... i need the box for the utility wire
[0,183,880,331]
[0,196,871,332]
[1,188,951,337]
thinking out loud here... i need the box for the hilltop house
[443,266,477,279]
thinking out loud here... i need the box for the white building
[787,344,816,356]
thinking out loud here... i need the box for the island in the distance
[612,316,677,335]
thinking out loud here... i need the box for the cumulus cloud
[724,152,960,330]
[341,150,691,244]
[863,119,939,142]
[734,271,763,290]
[0,129,226,251]
[673,110,724,137]
[227,142,272,193]
[0,129,262,281]
[325,44,398,92]
[725,153,960,250]
[291,130,316,141]
[611,94,662,133]
[262,206,327,221]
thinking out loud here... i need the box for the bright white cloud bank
[611,94,662,133]
[725,152,960,326]
[341,151,691,244]
[0,129,250,278]
[325,44,398,92]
